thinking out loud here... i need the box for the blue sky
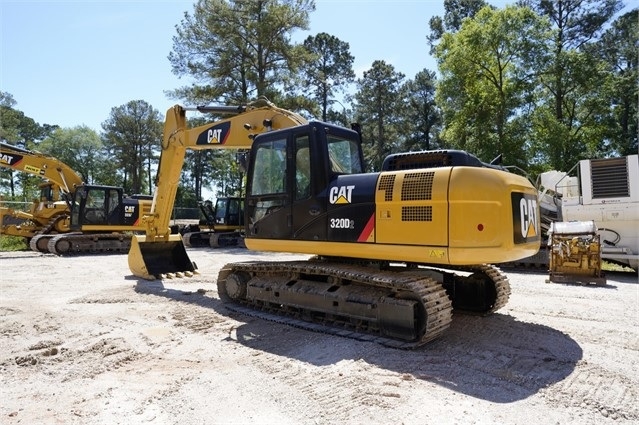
[0,0,453,131]
[0,0,631,133]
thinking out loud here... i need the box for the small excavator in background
[1,180,71,248]
[128,97,541,347]
[0,141,152,255]
[181,197,245,248]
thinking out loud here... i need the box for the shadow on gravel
[232,311,583,403]
[133,276,582,404]
[231,313,582,403]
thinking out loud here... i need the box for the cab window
[249,138,287,196]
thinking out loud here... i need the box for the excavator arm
[129,97,307,279]
[1,142,83,241]
[0,142,84,198]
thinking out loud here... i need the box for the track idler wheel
[30,235,53,253]
[445,270,499,314]
[218,271,250,302]
[48,236,72,255]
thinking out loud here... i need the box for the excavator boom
[0,142,84,196]
[128,97,307,278]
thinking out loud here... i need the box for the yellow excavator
[1,141,83,250]
[1,178,72,249]
[181,197,245,248]
[0,141,152,254]
[129,97,541,347]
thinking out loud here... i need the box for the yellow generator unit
[547,220,606,285]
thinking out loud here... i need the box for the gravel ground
[0,248,637,425]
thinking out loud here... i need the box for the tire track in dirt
[172,306,408,422]
[239,349,406,423]
[544,362,638,421]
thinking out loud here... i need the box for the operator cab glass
[70,186,124,229]
[245,122,364,241]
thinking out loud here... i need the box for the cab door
[245,135,291,239]
[290,132,327,241]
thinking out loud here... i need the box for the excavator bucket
[128,234,197,280]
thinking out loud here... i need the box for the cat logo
[207,128,223,144]
[196,122,231,145]
[0,153,15,165]
[512,192,540,243]
[329,185,355,204]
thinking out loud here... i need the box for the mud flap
[128,235,197,280]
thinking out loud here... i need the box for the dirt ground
[0,247,637,425]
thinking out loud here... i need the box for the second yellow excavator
[181,197,245,248]
[0,141,152,254]
[129,97,541,347]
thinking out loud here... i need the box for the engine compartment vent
[401,172,434,201]
[377,174,395,201]
[590,157,629,199]
[402,206,433,222]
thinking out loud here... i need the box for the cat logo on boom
[207,128,223,144]
[196,122,231,145]
[0,153,16,165]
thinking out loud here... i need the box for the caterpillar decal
[512,192,540,244]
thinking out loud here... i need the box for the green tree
[402,69,442,151]
[300,32,355,121]
[210,150,245,197]
[0,93,54,147]
[353,60,406,171]
[38,126,103,184]
[427,0,489,54]
[521,0,623,170]
[167,0,315,105]
[0,92,20,143]
[101,100,162,195]
[1,93,59,199]
[435,5,551,168]
[592,9,638,156]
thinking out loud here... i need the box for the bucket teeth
[128,234,197,280]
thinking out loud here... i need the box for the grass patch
[0,235,29,251]
[602,261,636,273]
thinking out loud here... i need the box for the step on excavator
[0,141,152,255]
[128,97,541,347]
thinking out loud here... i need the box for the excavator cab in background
[33,185,153,255]
[182,197,245,248]
[69,185,151,229]
[212,197,244,231]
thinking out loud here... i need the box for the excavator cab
[244,124,541,266]
[69,185,152,230]
[70,185,125,229]
[214,197,244,230]
[198,197,244,230]
[244,122,365,244]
